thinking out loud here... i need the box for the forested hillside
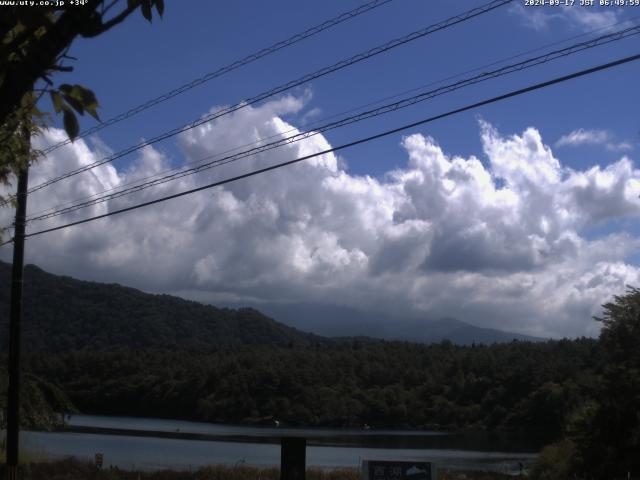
[0,261,322,352]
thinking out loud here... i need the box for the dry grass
[0,448,49,464]
[17,458,514,480]
[438,471,514,480]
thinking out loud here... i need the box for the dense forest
[20,319,640,479]
[26,339,599,435]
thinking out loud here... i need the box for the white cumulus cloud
[2,97,640,339]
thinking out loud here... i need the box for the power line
[2,51,635,246]
[39,0,395,156]
[25,0,513,195]
[25,23,640,223]
[22,14,640,222]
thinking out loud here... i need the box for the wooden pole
[5,128,30,480]
[280,437,306,480]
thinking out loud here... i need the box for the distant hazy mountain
[0,261,542,351]
[0,261,322,352]
[256,303,544,345]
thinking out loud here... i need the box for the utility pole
[5,124,30,480]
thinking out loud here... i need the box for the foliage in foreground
[530,287,640,480]
[0,1,164,242]
[0,370,76,431]
[529,439,577,480]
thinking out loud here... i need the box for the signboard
[94,453,104,469]
[362,460,436,480]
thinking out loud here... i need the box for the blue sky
[59,0,640,175]
[3,0,640,338]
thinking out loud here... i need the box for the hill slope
[0,261,322,352]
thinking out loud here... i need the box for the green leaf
[141,0,152,21]
[76,86,100,121]
[154,0,164,17]
[76,85,98,106]
[31,103,48,120]
[63,109,79,141]
[63,94,84,115]
[85,105,100,121]
[20,91,34,108]
[58,83,72,94]
[50,91,63,113]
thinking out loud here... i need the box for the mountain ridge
[0,261,542,350]
[256,302,543,344]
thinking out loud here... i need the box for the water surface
[21,414,540,475]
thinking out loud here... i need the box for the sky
[2,0,640,338]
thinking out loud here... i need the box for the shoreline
[56,414,547,453]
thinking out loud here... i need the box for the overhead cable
[22,13,639,221]
[1,51,634,246]
[26,24,640,223]
[40,0,395,155]
[26,0,513,195]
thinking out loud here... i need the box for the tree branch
[0,1,141,126]
[80,1,139,38]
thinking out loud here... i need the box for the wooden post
[5,121,30,480]
[280,437,306,480]
[5,166,28,480]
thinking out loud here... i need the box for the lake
[20,414,542,475]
